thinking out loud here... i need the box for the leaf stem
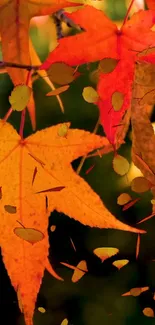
[19,110,26,139]
[3,107,13,123]
[16,220,26,228]
[0,61,39,70]
[121,0,135,28]
[19,70,32,139]
[26,69,31,85]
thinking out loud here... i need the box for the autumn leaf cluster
[1,1,155,325]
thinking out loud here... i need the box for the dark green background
[1,1,155,325]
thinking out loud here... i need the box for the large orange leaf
[41,5,155,144]
[0,120,145,325]
[0,0,81,129]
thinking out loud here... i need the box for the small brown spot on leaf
[112,91,124,111]
[14,227,44,244]
[99,58,119,74]
[4,205,16,214]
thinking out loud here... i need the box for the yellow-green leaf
[9,85,32,111]
[82,86,99,103]
[57,124,69,137]
[38,307,46,313]
[113,155,130,176]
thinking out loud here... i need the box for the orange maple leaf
[0,0,80,129]
[41,5,155,144]
[0,120,145,325]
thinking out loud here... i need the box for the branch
[0,61,40,71]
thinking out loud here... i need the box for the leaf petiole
[121,0,135,28]
[19,70,32,139]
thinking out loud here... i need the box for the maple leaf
[146,0,155,9]
[0,0,81,129]
[131,58,155,186]
[130,55,155,220]
[41,5,155,144]
[0,120,145,325]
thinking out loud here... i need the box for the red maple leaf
[41,5,155,144]
[146,0,155,9]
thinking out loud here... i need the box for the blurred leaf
[122,286,149,296]
[117,193,132,205]
[113,154,130,176]
[60,318,68,325]
[72,260,88,282]
[93,247,119,262]
[112,259,129,269]
[38,307,46,313]
[143,307,154,317]
[131,176,151,193]
[9,85,32,111]
[82,86,99,103]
